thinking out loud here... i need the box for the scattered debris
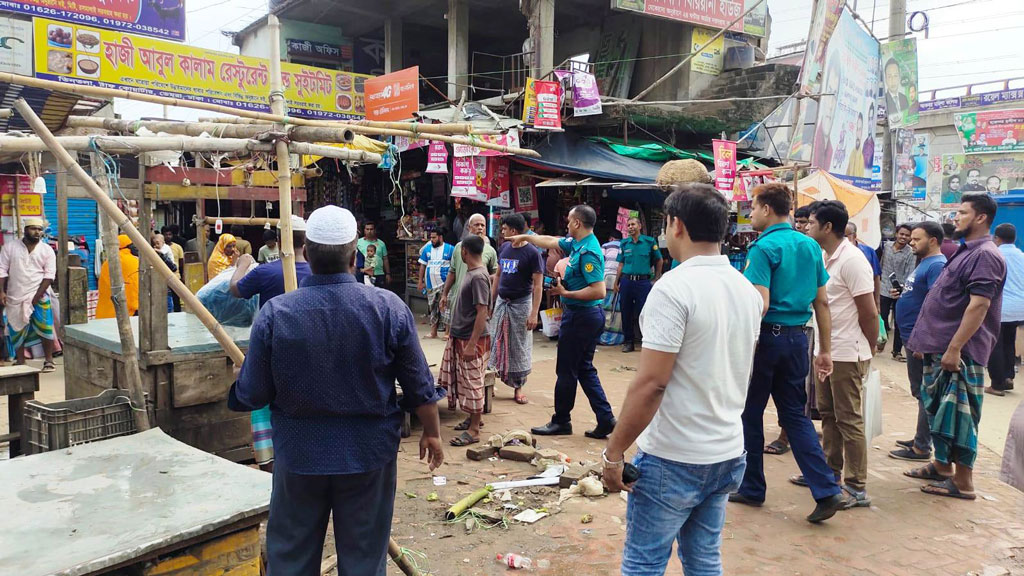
[581,514,593,524]
[445,487,493,521]
[426,492,439,502]
[512,509,548,524]
[467,445,498,461]
[468,507,506,525]
[404,491,418,499]
[500,444,538,462]
[610,365,637,373]
[500,490,513,502]
[578,476,604,497]
[489,477,560,490]
[433,476,447,486]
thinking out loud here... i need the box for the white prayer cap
[277,214,307,232]
[305,206,357,245]
[23,217,45,228]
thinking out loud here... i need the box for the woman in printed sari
[207,233,238,278]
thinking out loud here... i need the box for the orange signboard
[364,66,420,122]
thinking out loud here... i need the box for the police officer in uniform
[613,217,663,353]
[511,205,617,439]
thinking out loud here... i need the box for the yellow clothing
[208,234,237,278]
[95,235,140,320]
[169,241,184,268]
[847,145,865,178]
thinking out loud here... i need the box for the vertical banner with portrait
[795,7,881,190]
[880,39,919,128]
[938,153,1024,208]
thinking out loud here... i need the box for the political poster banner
[893,129,928,199]
[33,18,372,121]
[712,139,737,196]
[954,109,1024,153]
[4,0,185,40]
[691,26,724,76]
[936,153,1024,207]
[796,0,844,94]
[880,39,919,127]
[426,141,448,174]
[792,7,880,191]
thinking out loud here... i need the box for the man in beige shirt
[805,200,878,509]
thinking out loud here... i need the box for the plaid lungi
[250,406,274,464]
[427,288,446,329]
[6,299,54,358]
[488,294,533,389]
[438,336,491,415]
[922,354,984,468]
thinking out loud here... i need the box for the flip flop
[904,463,951,482]
[449,431,479,447]
[454,419,484,431]
[514,394,529,405]
[42,361,56,373]
[921,478,976,500]
[764,440,790,455]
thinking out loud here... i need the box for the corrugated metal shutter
[43,174,99,290]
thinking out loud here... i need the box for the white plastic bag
[540,306,562,338]
[863,369,883,441]
[197,265,259,327]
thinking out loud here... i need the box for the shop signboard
[880,38,919,128]
[426,141,448,174]
[4,0,185,40]
[921,87,1024,113]
[936,153,1024,207]
[0,17,33,75]
[286,39,342,60]
[691,26,724,76]
[792,8,880,191]
[364,65,419,122]
[712,139,736,197]
[522,77,539,125]
[954,109,1024,154]
[0,174,39,232]
[33,18,373,121]
[612,0,767,37]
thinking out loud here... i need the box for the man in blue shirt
[511,205,617,439]
[890,221,946,461]
[417,228,454,339]
[229,206,444,576]
[230,216,312,310]
[613,217,663,353]
[987,223,1024,396]
[729,183,845,523]
[845,221,882,311]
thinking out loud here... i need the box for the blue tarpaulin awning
[515,132,663,184]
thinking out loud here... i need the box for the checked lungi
[426,288,447,330]
[488,294,533,389]
[922,354,984,468]
[6,298,54,358]
[438,336,490,415]
[250,406,274,465]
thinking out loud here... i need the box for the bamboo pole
[67,116,356,144]
[268,15,297,294]
[13,98,246,366]
[90,152,151,433]
[197,115,475,135]
[0,135,382,163]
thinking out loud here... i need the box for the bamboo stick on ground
[13,98,246,366]
[91,152,151,433]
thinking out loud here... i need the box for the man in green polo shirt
[728,182,845,524]
[613,217,663,353]
[511,205,617,439]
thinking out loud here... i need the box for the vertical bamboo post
[90,153,151,432]
[268,14,297,292]
[56,170,69,335]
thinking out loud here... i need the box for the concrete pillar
[447,0,469,101]
[385,18,403,73]
[535,0,555,78]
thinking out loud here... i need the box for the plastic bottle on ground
[496,553,533,569]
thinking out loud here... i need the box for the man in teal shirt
[357,222,390,287]
[511,205,616,438]
[729,183,845,524]
[613,217,663,353]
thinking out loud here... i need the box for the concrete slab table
[0,428,271,575]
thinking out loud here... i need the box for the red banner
[712,139,737,197]
[364,66,419,122]
[532,80,562,130]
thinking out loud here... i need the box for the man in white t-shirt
[417,229,454,339]
[805,200,878,509]
[604,184,762,576]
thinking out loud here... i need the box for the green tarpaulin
[587,136,770,170]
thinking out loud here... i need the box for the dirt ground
[375,331,1024,576]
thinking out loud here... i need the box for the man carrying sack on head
[0,217,57,371]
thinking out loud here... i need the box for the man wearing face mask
[0,218,57,372]
[510,205,617,439]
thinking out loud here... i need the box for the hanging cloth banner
[426,140,448,173]
[452,157,485,201]
[533,80,563,130]
[572,71,603,117]
[712,139,737,197]
[486,158,511,208]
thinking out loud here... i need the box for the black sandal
[921,478,976,500]
[449,432,479,447]
[904,463,951,482]
[454,418,483,431]
[765,440,790,455]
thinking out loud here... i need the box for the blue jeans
[619,277,652,344]
[739,325,840,502]
[622,451,746,576]
[553,306,614,425]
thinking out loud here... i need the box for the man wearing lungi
[0,218,57,372]
[905,194,1005,501]
[490,213,544,405]
[417,228,454,339]
[440,235,492,446]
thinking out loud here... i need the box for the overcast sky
[115,0,1023,120]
